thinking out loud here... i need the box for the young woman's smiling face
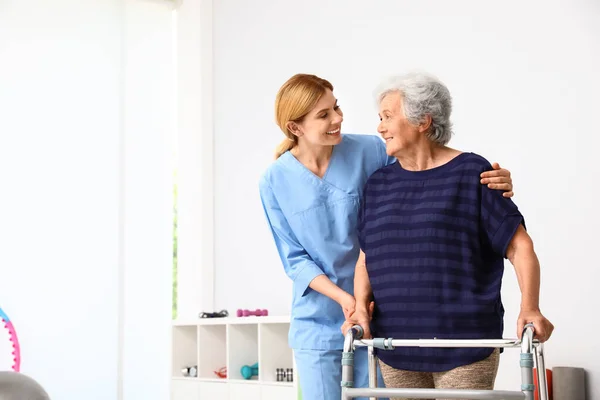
[288,89,344,146]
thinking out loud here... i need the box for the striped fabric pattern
[358,152,524,372]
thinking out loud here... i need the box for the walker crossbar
[341,324,548,400]
[343,388,526,399]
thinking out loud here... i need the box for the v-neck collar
[283,137,341,182]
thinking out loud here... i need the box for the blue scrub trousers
[294,347,388,400]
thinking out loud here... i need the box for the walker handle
[351,325,364,340]
[522,323,536,339]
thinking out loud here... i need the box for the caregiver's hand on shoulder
[517,309,554,343]
[480,162,514,198]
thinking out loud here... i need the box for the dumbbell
[241,362,258,380]
[276,368,294,382]
[181,365,197,377]
[236,309,268,317]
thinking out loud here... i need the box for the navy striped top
[358,152,525,372]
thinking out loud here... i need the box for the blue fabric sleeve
[480,178,525,258]
[259,178,325,297]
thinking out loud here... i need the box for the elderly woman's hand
[340,301,375,339]
[480,162,514,198]
[517,309,554,342]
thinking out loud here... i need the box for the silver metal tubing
[342,325,543,400]
[341,325,363,394]
[343,325,363,353]
[343,388,525,399]
[534,343,549,400]
[353,338,540,349]
[521,323,535,354]
[367,346,377,400]
[520,324,535,400]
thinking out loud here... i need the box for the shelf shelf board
[172,315,290,326]
[197,377,228,383]
[260,381,294,387]
[170,377,295,387]
[228,378,260,385]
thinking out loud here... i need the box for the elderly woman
[344,72,554,398]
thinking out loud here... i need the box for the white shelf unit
[170,316,298,400]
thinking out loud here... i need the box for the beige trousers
[378,349,500,400]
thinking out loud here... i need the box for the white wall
[121,2,174,400]
[0,1,174,399]
[211,0,599,396]
[175,0,216,321]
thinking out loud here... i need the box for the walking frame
[341,323,548,400]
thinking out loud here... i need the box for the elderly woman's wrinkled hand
[341,311,372,339]
[517,309,554,343]
[480,162,514,198]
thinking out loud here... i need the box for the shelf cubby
[227,323,259,381]
[259,322,294,384]
[171,325,197,378]
[170,316,297,399]
[197,324,227,380]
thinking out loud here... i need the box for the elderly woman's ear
[419,115,433,133]
[480,162,514,198]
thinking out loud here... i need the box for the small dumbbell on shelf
[236,309,268,317]
[276,368,294,382]
[241,362,259,380]
[181,365,197,378]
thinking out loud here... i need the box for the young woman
[258,73,514,400]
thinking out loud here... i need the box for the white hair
[375,71,453,145]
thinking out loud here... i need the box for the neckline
[393,152,471,179]
[283,135,343,181]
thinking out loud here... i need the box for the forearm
[308,274,348,304]
[354,251,373,311]
[506,226,541,311]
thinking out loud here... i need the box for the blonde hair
[274,74,334,159]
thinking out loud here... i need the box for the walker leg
[368,346,377,400]
[534,344,548,400]
[341,350,355,400]
[342,326,363,400]
[520,324,535,400]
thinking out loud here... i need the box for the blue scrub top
[259,133,395,350]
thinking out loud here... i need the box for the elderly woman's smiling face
[377,91,430,157]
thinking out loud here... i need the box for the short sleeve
[259,178,325,297]
[480,184,525,258]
